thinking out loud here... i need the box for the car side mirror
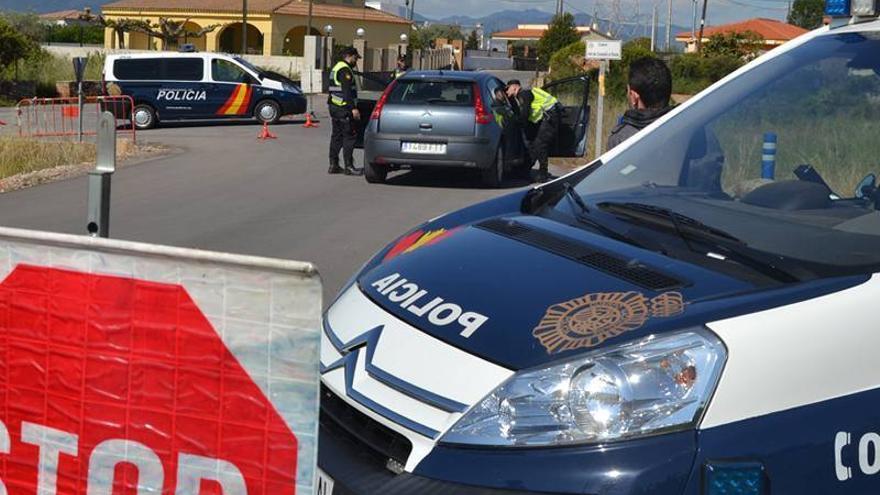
[855,173,876,199]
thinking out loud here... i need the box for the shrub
[547,40,586,81]
[669,53,742,94]
[537,13,580,67]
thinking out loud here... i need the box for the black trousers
[529,107,561,172]
[329,106,357,168]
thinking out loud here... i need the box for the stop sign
[0,264,299,494]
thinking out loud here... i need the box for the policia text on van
[102,53,306,130]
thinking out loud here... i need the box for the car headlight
[440,329,726,447]
[283,82,301,94]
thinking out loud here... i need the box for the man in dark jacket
[328,47,363,175]
[607,57,674,150]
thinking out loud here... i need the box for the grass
[0,137,96,178]
[715,114,876,197]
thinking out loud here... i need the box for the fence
[16,95,136,143]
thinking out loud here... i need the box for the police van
[102,52,306,130]
[318,3,880,494]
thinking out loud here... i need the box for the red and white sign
[0,228,322,495]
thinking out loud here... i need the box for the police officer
[505,79,560,183]
[393,55,408,80]
[328,47,363,176]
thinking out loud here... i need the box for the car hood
[356,214,861,369]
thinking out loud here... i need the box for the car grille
[320,384,413,466]
[477,217,687,291]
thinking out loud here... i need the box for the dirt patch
[0,138,167,193]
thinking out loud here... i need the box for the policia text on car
[506,80,560,183]
[328,47,364,176]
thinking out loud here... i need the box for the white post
[594,60,607,159]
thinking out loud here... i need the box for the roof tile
[675,17,807,41]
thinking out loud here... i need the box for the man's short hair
[628,57,672,109]
[506,79,521,87]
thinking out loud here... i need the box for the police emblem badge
[533,291,687,354]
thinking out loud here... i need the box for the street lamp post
[242,0,248,54]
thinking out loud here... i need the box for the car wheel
[365,162,387,184]
[481,145,504,188]
[132,104,157,130]
[254,100,281,124]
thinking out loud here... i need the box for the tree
[408,24,465,51]
[0,17,35,76]
[702,30,764,60]
[0,12,46,42]
[100,17,152,49]
[130,17,220,50]
[788,0,825,29]
[466,29,479,50]
[537,13,579,66]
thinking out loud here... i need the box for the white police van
[102,52,306,130]
[317,2,880,494]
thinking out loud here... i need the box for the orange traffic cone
[257,122,277,141]
[303,112,320,128]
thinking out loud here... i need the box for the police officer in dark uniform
[328,47,363,176]
[505,79,561,183]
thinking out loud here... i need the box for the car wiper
[561,185,648,249]
[598,201,809,283]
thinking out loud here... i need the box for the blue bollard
[762,133,777,180]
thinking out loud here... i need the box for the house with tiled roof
[39,9,86,26]
[101,0,410,56]
[492,24,612,43]
[675,18,807,53]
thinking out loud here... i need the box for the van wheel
[365,162,387,184]
[481,145,504,188]
[254,100,281,124]
[132,104,157,130]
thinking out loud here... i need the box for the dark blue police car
[317,4,880,495]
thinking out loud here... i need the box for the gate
[16,95,137,143]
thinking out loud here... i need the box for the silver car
[361,71,591,187]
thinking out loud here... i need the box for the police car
[102,52,306,130]
[318,4,880,494]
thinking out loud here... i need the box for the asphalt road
[0,111,549,302]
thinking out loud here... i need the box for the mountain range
[2,1,688,43]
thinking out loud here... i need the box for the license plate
[316,468,335,495]
[401,142,447,154]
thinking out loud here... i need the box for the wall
[102,10,408,57]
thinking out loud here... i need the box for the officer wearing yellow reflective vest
[327,47,363,176]
[505,80,561,183]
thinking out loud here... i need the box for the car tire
[254,100,281,125]
[132,104,157,130]
[481,145,504,188]
[365,162,387,184]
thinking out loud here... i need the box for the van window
[163,59,203,81]
[113,58,203,81]
[212,59,254,84]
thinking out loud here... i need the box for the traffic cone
[303,112,320,128]
[257,122,277,141]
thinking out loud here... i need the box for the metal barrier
[16,95,136,143]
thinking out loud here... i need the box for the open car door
[543,75,591,157]
[353,71,393,148]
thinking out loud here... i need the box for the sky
[403,0,791,29]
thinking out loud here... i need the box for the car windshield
[388,80,474,106]
[565,30,880,278]
[233,57,266,79]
